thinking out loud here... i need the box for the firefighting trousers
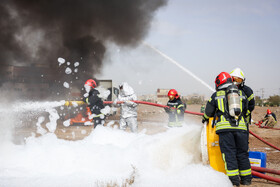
[120,116,137,133]
[218,131,252,184]
[93,116,106,128]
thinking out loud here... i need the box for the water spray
[143,42,215,92]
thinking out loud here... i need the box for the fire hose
[252,170,280,183]
[65,100,280,183]
[254,121,280,130]
[103,100,203,116]
[66,100,280,151]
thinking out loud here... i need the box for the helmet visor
[232,76,243,84]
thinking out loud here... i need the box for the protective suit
[114,82,138,132]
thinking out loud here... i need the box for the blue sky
[99,0,280,98]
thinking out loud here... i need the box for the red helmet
[267,109,272,115]
[215,72,233,90]
[168,89,179,99]
[84,79,97,89]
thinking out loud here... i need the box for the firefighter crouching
[202,72,252,186]
[260,109,277,128]
[164,89,186,127]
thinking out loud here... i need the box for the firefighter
[260,109,277,128]
[83,79,105,128]
[113,82,138,133]
[202,72,252,186]
[230,68,255,125]
[164,89,186,127]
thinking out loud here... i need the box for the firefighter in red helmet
[164,89,186,127]
[83,79,105,128]
[202,72,252,186]
[259,109,277,128]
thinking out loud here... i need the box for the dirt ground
[14,104,280,186]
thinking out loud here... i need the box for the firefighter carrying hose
[230,68,255,125]
[83,79,105,128]
[164,89,186,127]
[202,72,252,186]
[113,82,138,133]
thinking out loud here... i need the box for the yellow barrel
[201,117,226,174]
[64,101,86,107]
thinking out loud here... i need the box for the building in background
[0,65,57,100]
[156,88,170,104]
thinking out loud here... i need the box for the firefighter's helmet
[215,72,233,90]
[267,109,272,115]
[168,89,179,99]
[230,68,245,80]
[85,79,97,89]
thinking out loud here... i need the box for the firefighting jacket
[83,88,104,115]
[240,84,255,115]
[203,88,248,133]
[165,97,185,123]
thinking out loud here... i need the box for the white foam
[0,124,231,186]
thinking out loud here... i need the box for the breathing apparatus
[226,84,241,125]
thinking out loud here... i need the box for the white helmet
[230,68,245,80]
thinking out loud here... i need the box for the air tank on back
[226,84,241,119]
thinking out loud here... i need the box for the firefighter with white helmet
[164,89,186,127]
[230,68,255,125]
[83,79,105,128]
[113,82,138,133]
[202,72,252,186]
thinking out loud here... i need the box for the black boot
[240,179,251,185]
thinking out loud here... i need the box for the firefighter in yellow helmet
[202,72,252,186]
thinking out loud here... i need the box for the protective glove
[113,99,118,106]
[164,106,170,113]
[176,109,182,114]
[202,116,209,124]
[125,100,134,106]
[169,107,176,113]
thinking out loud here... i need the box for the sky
[98,0,280,98]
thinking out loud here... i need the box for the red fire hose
[251,166,280,175]
[254,121,280,130]
[249,130,280,151]
[252,170,280,183]
[104,100,203,116]
[105,100,280,150]
[258,126,280,130]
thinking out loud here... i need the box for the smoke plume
[0,0,167,94]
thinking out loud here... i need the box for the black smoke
[0,0,167,97]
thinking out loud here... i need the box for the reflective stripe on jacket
[204,88,248,133]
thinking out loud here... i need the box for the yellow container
[64,101,86,107]
[201,117,226,174]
